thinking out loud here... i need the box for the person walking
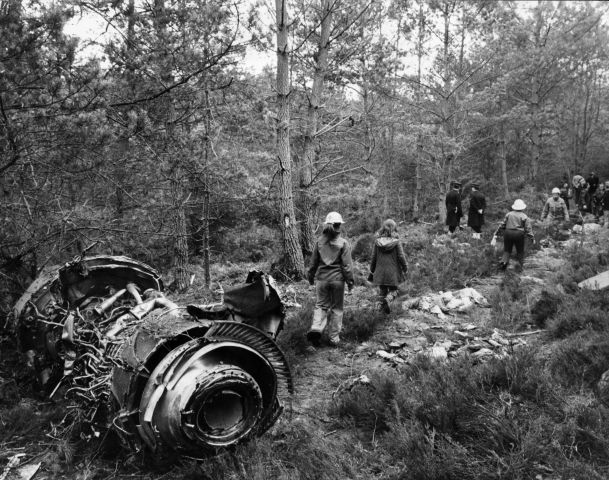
[467,183,486,240]
[541,188,569,223]
[587,172,599,196]
[559,182,572,212]
[572,174,585,207]
[307,211,354,348]
[578,182,591,214]
[602,181,609,228]
[369,219,407,313]
[541,188,569,239]
[593,183,605,220]
[491,199,535,272]
[445,181,463,234]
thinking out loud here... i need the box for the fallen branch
[506,330,544,337]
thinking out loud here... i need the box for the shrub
[180,420,361,480]
[530,290,563,327]
[549,334,609,388]
[277,297,315,365]
[351,233,375,262]
[547,297,609,339]
[487,275,531,330]
[341,307,389,342]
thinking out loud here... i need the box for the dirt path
[285,235,594,434]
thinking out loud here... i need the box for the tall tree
[275,0,304,278]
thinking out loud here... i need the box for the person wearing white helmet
[306,211,354,348]
[491,199,535,271]
[541,187,569,224]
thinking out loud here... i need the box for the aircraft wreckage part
[13,255,293,457]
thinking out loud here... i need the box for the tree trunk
[275,0,304,279]
[202,87,211,287]
[171,173,189,290]
[114,0,136,218]
[155,0,188,290]
[499,138,509,200]
[299,0,333,255]
[530,2,543,183]
[413,2,425,220]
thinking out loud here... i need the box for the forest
[2,0,609,301]
[3,1,609,479]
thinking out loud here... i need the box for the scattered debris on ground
[579,269,609,290]
[373,328,531,366]
[401,287,489,318]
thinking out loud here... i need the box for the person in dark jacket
[467,183,486,240]
[369,219,407,313]
[578,182,591,214]
[307,211,354,348]
[559,182,572,211]
[445,181,463,234]
[587,172,599,196]
[593,183,605,220]
[491,199,535,272]
[602,181,609,228]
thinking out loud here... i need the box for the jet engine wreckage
[12,255,293,458]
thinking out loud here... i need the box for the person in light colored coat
[307,211,354,348]
[491,199,535,272]
[369,219,407,313]
[541,188,569,223]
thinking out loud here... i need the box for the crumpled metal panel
[13,255,293,458]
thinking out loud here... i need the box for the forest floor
[2,223,609,479]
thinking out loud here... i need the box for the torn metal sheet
[12,255,293,458]
[578,270,609,290]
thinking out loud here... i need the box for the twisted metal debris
[12,256,293,457]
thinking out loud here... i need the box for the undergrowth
[402,235,501,296]
[330,351,609,479]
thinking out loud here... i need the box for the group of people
[305,172,608,347]
[447,182,534,272]
[445,181,486,238]
[566,173,609,223]
[305,212,406,349]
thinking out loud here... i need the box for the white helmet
[552,187,561,194]
[512,199,527,211]
[324,211,344,224]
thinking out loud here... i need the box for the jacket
[467,191,486,228]
[307,234,354,285]
[445,190,462,227]
[587,174,599,194]
[572,175,585,189]
[541,197,569,221]
[370,237,407,287]
[602,190,609,211]
[495,211,534,239]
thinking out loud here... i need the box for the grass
[402,233,501,297]
[172,420,366,480]
[3,222,609,479]
[487,274,531,330]
[329,350,609,479]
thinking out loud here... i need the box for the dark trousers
[377,285,398,313]
[448,225,457,233]
[502,229,525,266]
[574,187,581,207]
[471,225,481,233]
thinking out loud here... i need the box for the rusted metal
[12,255,293,458]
